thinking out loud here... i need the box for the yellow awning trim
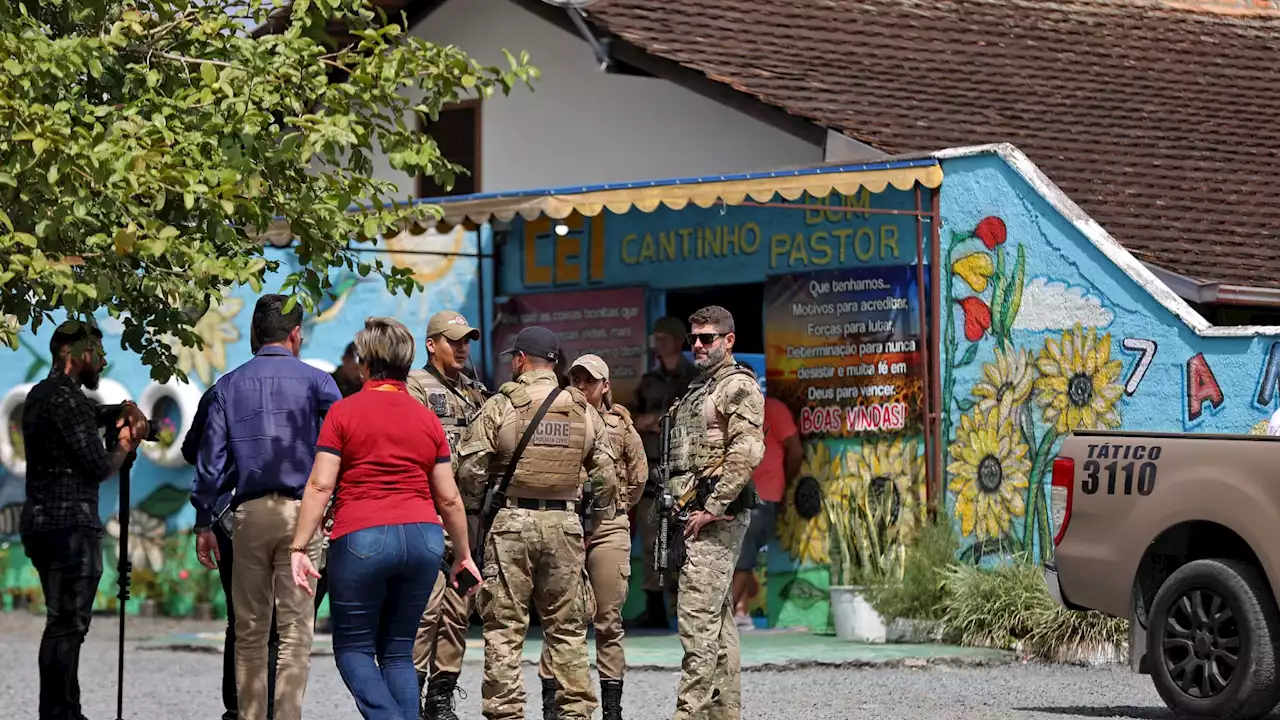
[261,163,942,245]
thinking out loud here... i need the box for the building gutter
[1142,262,1280,307]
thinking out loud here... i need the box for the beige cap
[427,310,480,341]
[570,353,609,380]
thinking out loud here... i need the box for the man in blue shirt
[186,341,280,720]
[194,294,341,720]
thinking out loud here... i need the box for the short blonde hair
[355,317,415,381]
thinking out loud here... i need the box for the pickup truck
[1046,430,1280,720]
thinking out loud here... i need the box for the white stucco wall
[372,0,823,199]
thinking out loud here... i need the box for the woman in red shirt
[289,317,480,720]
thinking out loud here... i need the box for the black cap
[500,326,560,362]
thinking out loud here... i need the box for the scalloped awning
[260,158,942,246]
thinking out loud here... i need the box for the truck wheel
[1147,558,1280,720]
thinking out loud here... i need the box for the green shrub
[866,512,958,622]
[940,558,1128,659]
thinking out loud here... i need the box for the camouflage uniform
[667,358,765,720]
[538,355,648,720]
[406,350,488,717]
[456,368,619,720]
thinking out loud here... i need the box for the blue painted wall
[937,151,1280,565]
[0,227,489,613]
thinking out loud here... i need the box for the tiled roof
[577,0,1280,289]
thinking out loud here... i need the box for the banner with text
[764,266,925,437]
[492,287,647,406]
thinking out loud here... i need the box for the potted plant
[825,482,903,643]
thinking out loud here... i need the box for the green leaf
[137,485,192,520]
[0,172,15,187]
[13,232,36,248]
[32,138,48,156]
[1001,244,1027,337]
[955,398,975,412]
[201,61,217,85]
[955,343,979,368]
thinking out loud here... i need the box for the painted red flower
[974,216,1007,250]
[959,297,992,342]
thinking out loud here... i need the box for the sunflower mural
[942,214,1127,564]
[777,440,843,566]
[947,406,1030,545]
[168,290,244,387]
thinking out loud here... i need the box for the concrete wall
[936,145,1280,565]
[372,0,823,198]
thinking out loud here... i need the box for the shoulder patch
[611,404,633,427]
[499,382,532,407]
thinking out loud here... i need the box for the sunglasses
[687,332,725,347]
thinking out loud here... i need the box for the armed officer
[407,310,489,719]
[536,354,647,720]
[456,327,619,720]
[663,306,765,720]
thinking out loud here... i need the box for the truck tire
[1147,558,1280,720]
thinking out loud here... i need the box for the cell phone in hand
[452,565,481,595]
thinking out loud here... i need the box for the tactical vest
[491,380,590,501]
[603,404,636,510]
[668,362,761,513]
[410,367,485,439]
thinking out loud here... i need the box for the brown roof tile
[579,0,1280,289]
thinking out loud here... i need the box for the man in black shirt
[20,319,147,720]
[630,315,700,629]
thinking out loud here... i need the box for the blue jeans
[329,522,445,719]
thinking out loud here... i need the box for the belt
[506,498,572,511]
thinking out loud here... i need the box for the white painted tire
[303,358,336,374]
[0,383,34,478]
[138,380,202,468]
[82,378,132,407]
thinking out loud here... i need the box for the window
[664,283,765,355]
[416,100,481,198]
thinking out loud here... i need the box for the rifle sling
[488,387,563,518]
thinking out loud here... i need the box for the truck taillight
[1051,456,1074,546]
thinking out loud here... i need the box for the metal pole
[913,184,934,512]
[929,189,944,508]
[115,452,135,720]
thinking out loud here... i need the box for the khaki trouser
[231,495,323,720]
[413,514,480,677]
[478,507,595,720]
[672,513,749,720]
[538,513,631,680]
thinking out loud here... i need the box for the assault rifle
[653,411,673,586]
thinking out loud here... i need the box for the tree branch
[127,48,245,71]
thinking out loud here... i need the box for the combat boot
[421,671,462,720]
[540,676,563,720]
[600,678,624,720]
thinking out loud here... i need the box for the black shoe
[540,676,562,720]
[601,677,624,720]
[422,670,463,720]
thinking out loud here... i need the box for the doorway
[663,283,764,354]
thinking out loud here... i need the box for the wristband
[289,546,309,555]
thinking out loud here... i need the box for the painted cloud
[1012,278,1114,331]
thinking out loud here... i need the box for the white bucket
[830,585,886,643]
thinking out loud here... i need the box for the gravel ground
[0,612,1179,719]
